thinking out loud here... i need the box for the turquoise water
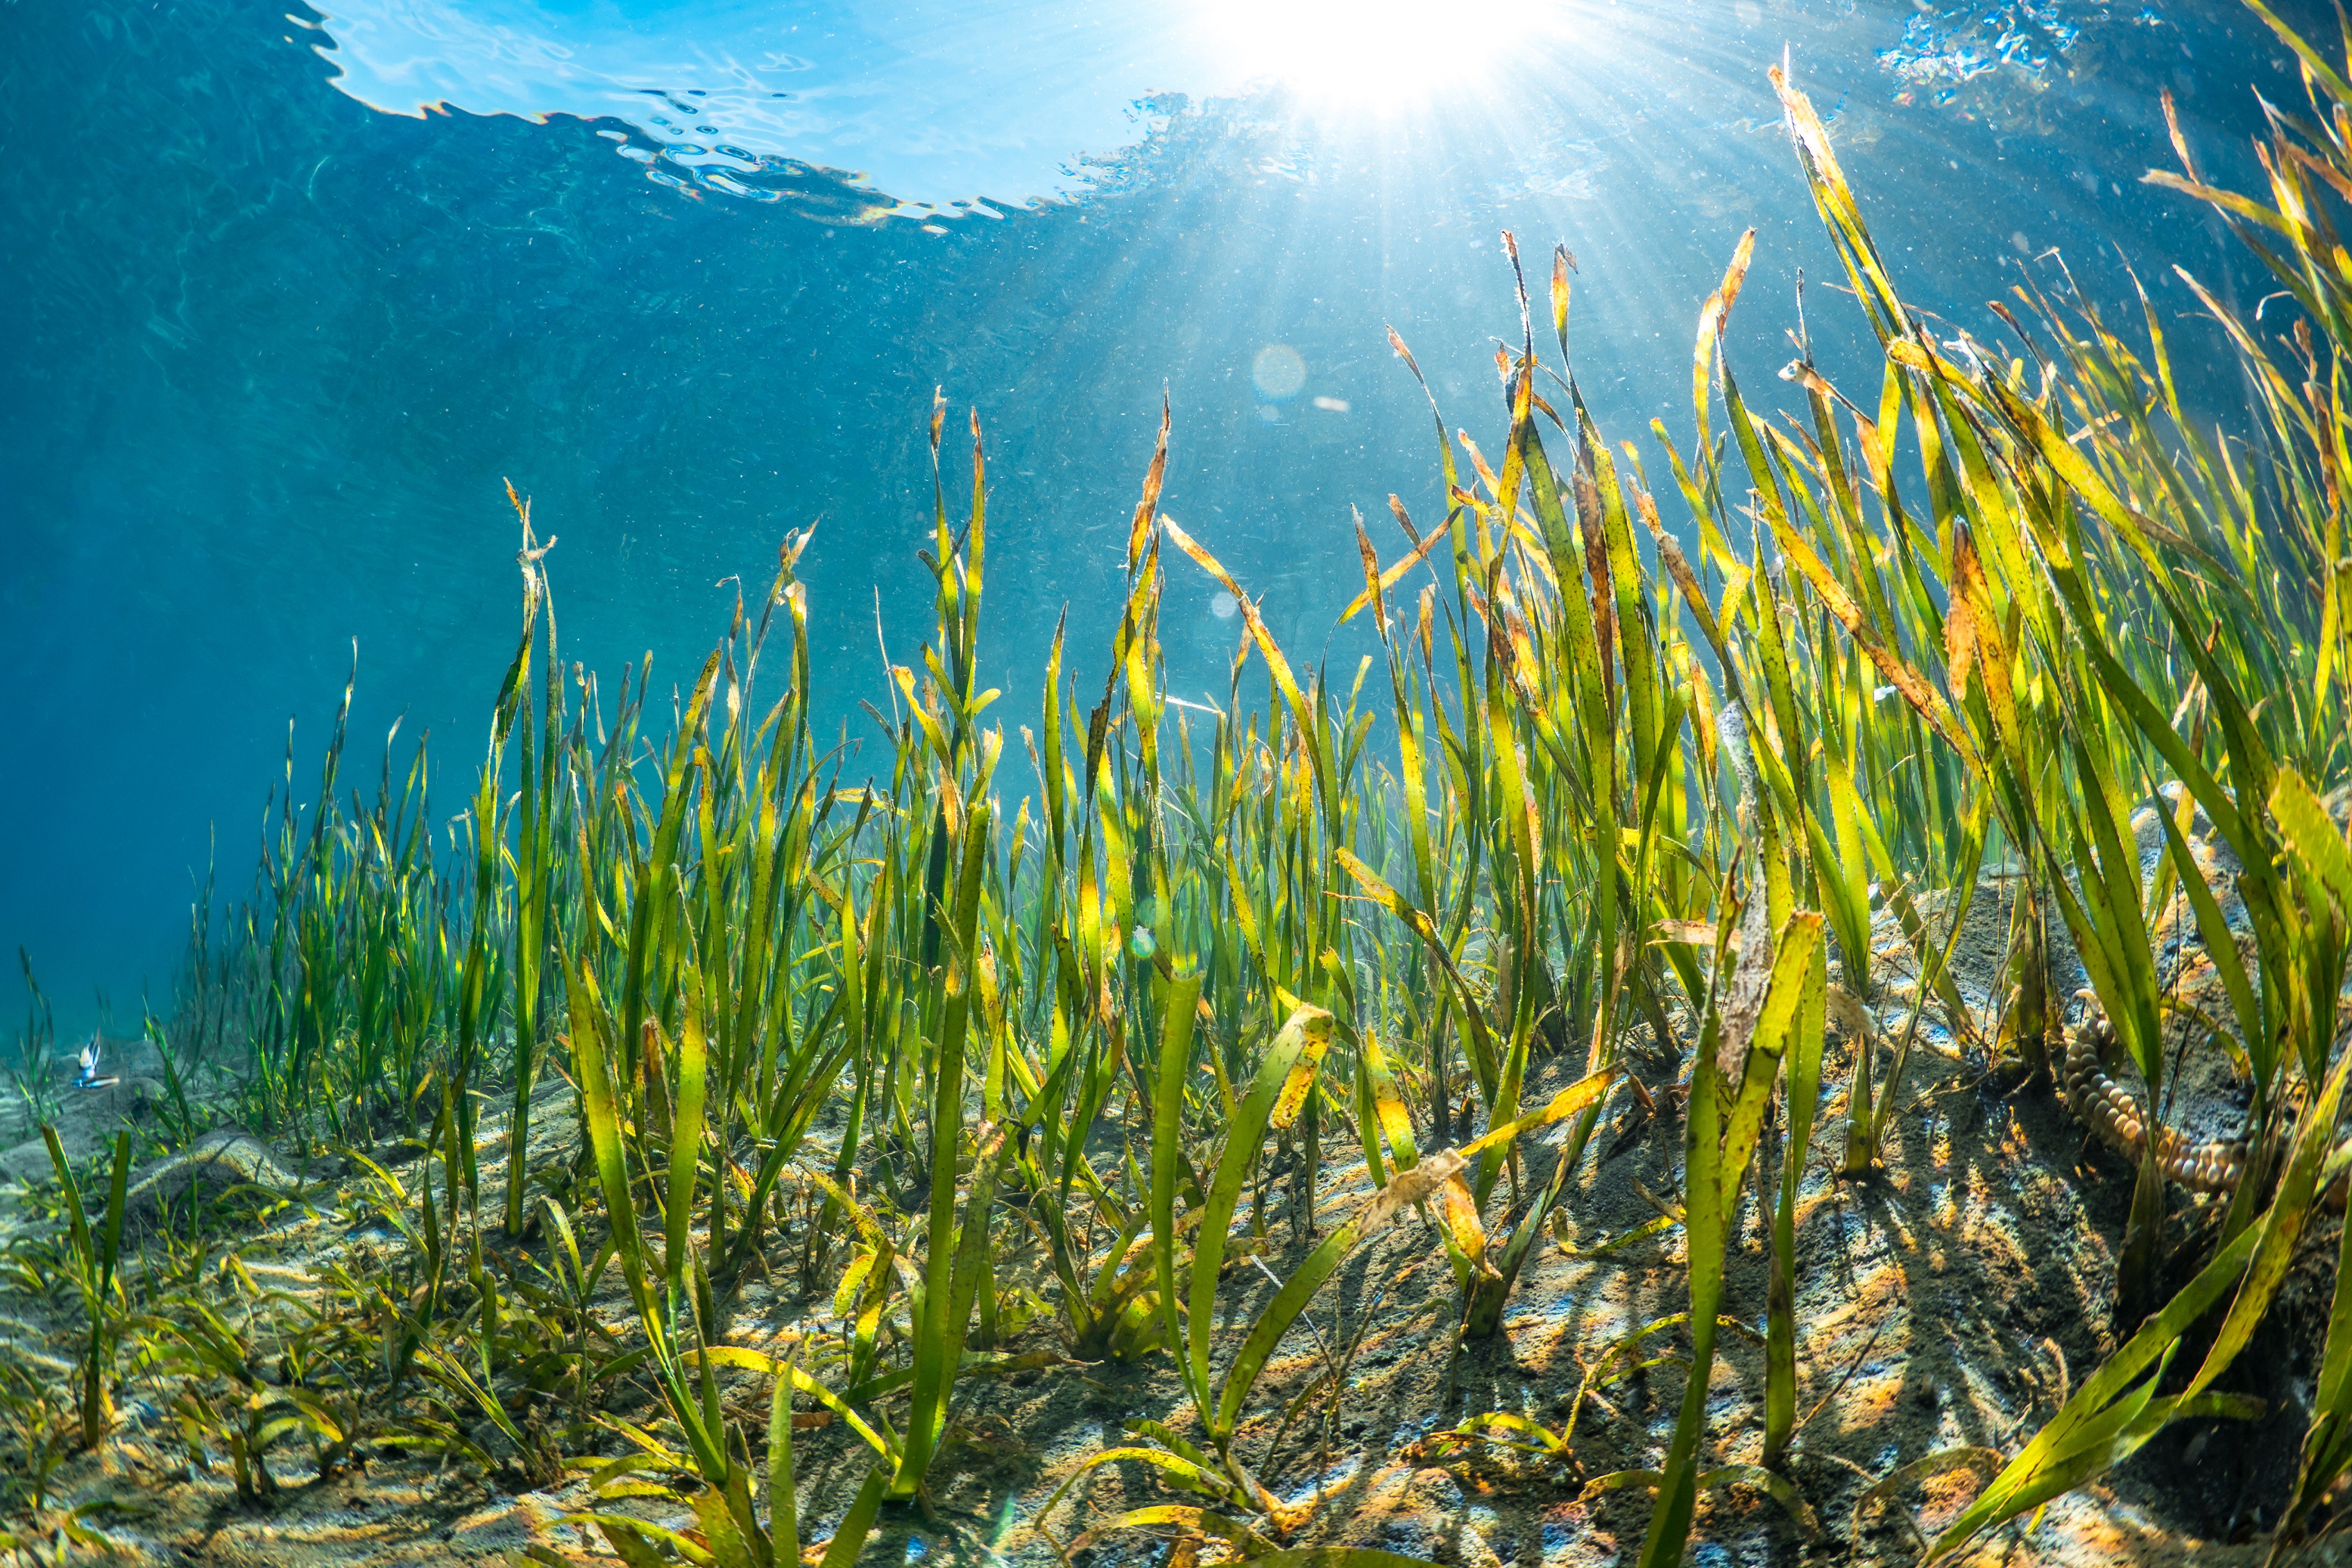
[0,0,2310,1037]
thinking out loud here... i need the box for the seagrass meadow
[18,14,2352,1567]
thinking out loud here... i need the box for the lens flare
[1252,343,1307,399]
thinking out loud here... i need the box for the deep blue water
[0,0,2318,1038]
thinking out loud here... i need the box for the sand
[0,832,2336,1568]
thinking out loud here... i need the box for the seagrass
[12,8,2352,1563]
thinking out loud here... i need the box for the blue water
[0,0,2313,1037]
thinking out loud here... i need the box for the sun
[1188,0,1528,107]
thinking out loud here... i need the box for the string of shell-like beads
[2060,1007,2248,1195]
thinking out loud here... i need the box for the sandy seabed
[0,882,2338,1568]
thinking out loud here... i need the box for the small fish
[73,1034,119,1091]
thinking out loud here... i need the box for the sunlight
[1189,0,1527,106]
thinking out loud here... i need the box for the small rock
[121,1128,304,1215]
